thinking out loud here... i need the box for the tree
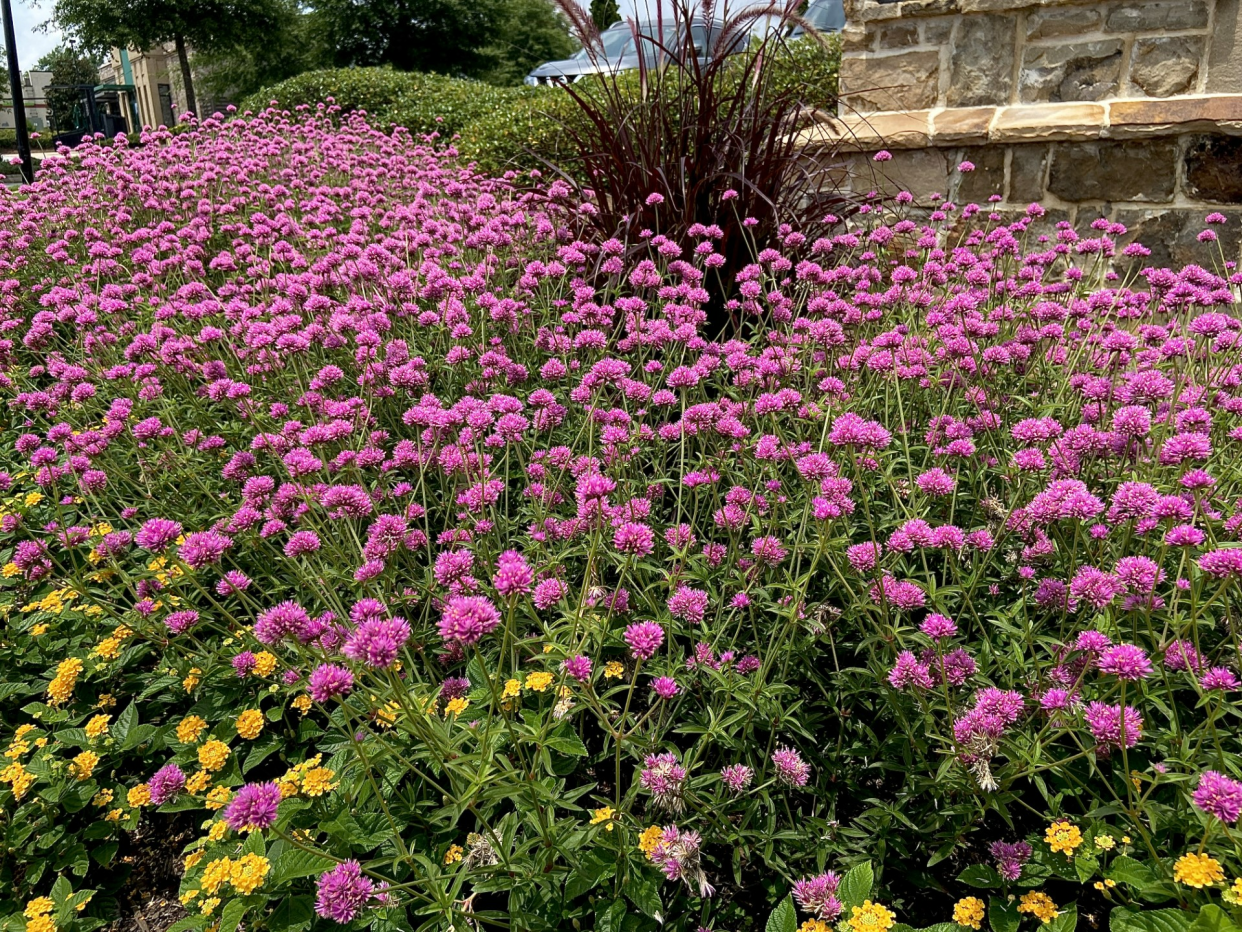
[49,0,286,117]
[35,47,98,132]
[194,0,325,102]
[589,0,620,30]
[476,0,577,86]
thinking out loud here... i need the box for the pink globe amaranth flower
[223,781,281,831]
[1166,524,1206,547]
[750,535,788,566]
[990,840,1032,881]
[793,872,842,921]
[284,530,321,557]
[315,860,376,923]
[772,746,810,787]
[1200,666,1240,691]
[614,521,655,557]
[650,825,713,898]
[1193,771,1242,823]
[846,541,881,573]
[720,763,753,794]
[920,613,958,639]
[165,609,199,635]
[870,576,925,611]
[640,752,687,812]
[148,763,186,804]
[1165,639,1204,672]
[532,577,568,610]
[343,617,411,668]
[1199,548,1242,578]
[440,677,471,700]
[651,676,679,700]
[232,651,257,677]
[562,655,592,682]
[915,467,955,496]
[1083,701,1142,754]
[178,530,231,568]
[625,621,664,661]
[493,549,534,597]
[437,595,501,645]
[667,585,709,624]
[308,664,354,703]
[888,650,932,690]
[135,518,183,551]
[1097,644,1152,680]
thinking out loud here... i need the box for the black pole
[0,0,34,184]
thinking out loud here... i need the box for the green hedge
[242,35,840,174]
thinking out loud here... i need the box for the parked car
[789,0,846,36]
[524,19,745,86]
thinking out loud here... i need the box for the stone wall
[804,0,1242,264]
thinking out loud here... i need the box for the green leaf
[1190,906,1241,932]
[596,898,627,932]
[1046,903,1077,932]
[113,703,137,748]
[565,850,616,900]
[1074,856,1100,883]
[544,734,588,757]
[243,735,282,774]
[624,870,662,919]
[765,895,798,932]
[165,917,210,932]
[989,896,1020,932]
[267,896,315,932]
[957,864,1002,889]
[839,861,874,910]
[1106,856,1157,889]
[218,898,247,932]
[1110,907,1194,932]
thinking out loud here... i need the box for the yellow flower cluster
[589,806,615,830]
[1044,821,1082,856]
[953,896,985,930]
[800,922,830,932]
[177,715,208,744]
[85,714,111,740]
[1018,892,1059,923]
[444,844,464,864]
[205,785,233,810]
[850,901,896,932]
[24,895,55,932]
[1174,852,1224,888]
[21,587,79,616]
[183,668,202,692]
[69,750,99,781]
[445,697,470,718]
[127,784,152,807]
[197,853,269,898]
[48,657,85,706]
[1,761,35,799]
[279,756,337,798]
[604,661,625,679]
[638,825,663,858]
[235,709,264,739]
[198,739,231,772]
[525,671,554,692]
[252,651,278,677]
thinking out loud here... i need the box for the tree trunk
[174,33,196,119]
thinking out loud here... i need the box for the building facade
[0,71,53,131]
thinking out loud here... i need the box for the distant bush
[244,35,839,175]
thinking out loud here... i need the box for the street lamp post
[0,0,34,184]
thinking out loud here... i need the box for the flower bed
[0,108,1241,932]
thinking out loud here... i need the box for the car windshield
[795,0,845,32]
[574,26,638,60]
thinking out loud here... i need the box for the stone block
[1105,0,1209,33]
[992,102,1106,141]
[922,17,954,45]
[947,14,1016,107]
[932,107,995,143]
[849,148,951,204]
[1130,37,1203,98]
[1109,95,1242,134]
[1113,207,1242,274]
[839,111,934,148]
[1009,143,1050,202]
[840,50,941,112]
[876,21,920,48]
[1207,0,1241,93]
[1020,40,1123,103]
[1025,6,1103,39]
[1184,135,1242,202]
[954,145,1006,203]
[1046,140,1177,202]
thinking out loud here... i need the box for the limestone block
[840,50,941,112]
[1046,140,1178,202]
[947,14,1017,107]
[1008,144,1051,202]
[1130,37,1203,98]
[1025,6,1103,39]
[992,102,1106,141]
[1105,0,1209,32]
[932,107,995,143]
[1020,40,1123,103]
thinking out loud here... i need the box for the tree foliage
[194,0,324,102]
[50,0,287,114]
[34,47,99,132]
[309,0,575,84]
[590,0,621,30]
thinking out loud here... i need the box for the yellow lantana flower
[1044,821,1082,856]
[1175,852,1224,888]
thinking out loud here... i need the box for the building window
[158,84,175,127]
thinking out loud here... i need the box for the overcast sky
[4,0,62,70]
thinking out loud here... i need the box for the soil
[104,814,196,932]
